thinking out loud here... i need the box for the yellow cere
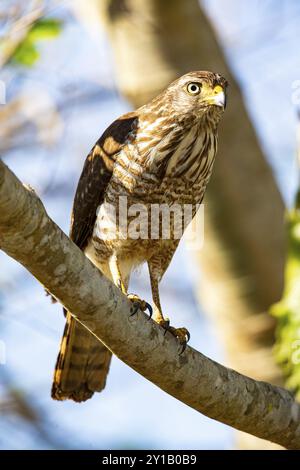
[213,85,223,94]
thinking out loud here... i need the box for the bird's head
[165,71,228,123]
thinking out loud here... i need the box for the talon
[127,294,152,319]
[154,316,190,353]
[166,326,190,354]
[129,303,140,317]
[145,302,153,319]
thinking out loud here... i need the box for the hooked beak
[206,85,226,109]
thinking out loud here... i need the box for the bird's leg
[149,263,190,353]
[149,272,169,328]
[109,254,152,317]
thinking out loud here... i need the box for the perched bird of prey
[52,71,227,402]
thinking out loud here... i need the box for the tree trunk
[95,0,286,449]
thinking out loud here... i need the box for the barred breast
[87,118,217,271]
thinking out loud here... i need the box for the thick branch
[0,159,299,449]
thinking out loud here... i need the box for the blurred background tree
[1,0,300,450]
[0,0,67,450]
[271,119,300,402]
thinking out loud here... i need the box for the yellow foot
[168,326,190,354]
[127,293,153,318]
[156,319,190,354]
[156,318,170,329]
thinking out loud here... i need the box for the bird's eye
[186,82,201,95]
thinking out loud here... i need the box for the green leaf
[11,42,40,67]
[27,18,63,41]
[270,198,300,398]
[9,18,63,67]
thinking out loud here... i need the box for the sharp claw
[156,320,190,354]
[179,330,190,353]
[164,326,190,354]
[145,302,153,319]
[129,303,139,317]
[158,319,169,334]
[128,295,153,320]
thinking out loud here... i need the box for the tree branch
[0,158,299,449]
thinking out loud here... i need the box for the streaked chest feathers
[92,118,218,250]
[108,118,217,205]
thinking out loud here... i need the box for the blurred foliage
[10,18,63,67]
[271,189,300,399]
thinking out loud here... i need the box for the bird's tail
[51,312,112,402]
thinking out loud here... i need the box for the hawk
[52,71,227,402]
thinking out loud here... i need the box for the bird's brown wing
[70,112,138,250]
[52,112,138,402]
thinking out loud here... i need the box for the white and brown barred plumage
[52,71,227,402]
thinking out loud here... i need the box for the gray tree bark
[0,159,297,449]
